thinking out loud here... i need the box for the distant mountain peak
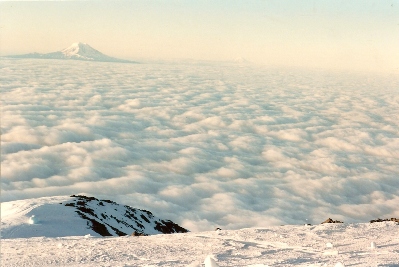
[6,42,137,63]
[65,42,93,50]
[73,42,87,46]
[60,42,105,60]
[64,42,89,51]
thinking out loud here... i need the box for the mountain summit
[59,42,109,60]
[7,42,137,63]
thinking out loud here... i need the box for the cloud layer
[1,59,399,231]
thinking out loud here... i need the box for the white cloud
[1,59,399,231]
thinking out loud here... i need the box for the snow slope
[6,42,136,63]
[1,195,187,238]
[2,196,399,266]
[1,222,399,266]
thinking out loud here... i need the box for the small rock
[131,231,146,236]
[321,218,343,224]
[370,218,399,223]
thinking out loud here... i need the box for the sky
[1,0,398,72]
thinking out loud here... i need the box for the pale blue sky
[1,0,398,72]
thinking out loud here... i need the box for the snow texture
[204,255,220,267]
[1,220,399,266]
[1,58,399,232]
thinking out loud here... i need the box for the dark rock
[75,211,113,236]
[370,218,399,223]
[64,194,189,237]
[321,218,343,224]
[131,231,147,236]
[140,214,151,223]
[154,220,188,234]
[102,199,116,204]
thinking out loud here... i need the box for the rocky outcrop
[131,231,147,236]
[370,218,399,223]
[321,218,343,224]
[64,195,188,236]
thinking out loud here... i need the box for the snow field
[2,222,399,266]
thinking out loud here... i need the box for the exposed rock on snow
[321,218,343,224]
[1,195,188,238]
[65,194,188,236]
[131,231,148,236]
[6,42,137,63]
[370,217,399,223]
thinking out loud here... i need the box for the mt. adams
[7,42,136,63]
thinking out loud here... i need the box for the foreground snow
[2,222,398,266]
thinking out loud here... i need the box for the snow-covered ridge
[0,195,188,238]
[6,42,137,63]
[65,194,188,236]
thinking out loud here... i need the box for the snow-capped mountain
[7,42,137,63]
[1,195,188,238]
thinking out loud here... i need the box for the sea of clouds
[1,58,398,231]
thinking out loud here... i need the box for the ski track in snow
[1,58,399,232]
[2,222,399,266]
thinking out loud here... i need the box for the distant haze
[1,0,398,73]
